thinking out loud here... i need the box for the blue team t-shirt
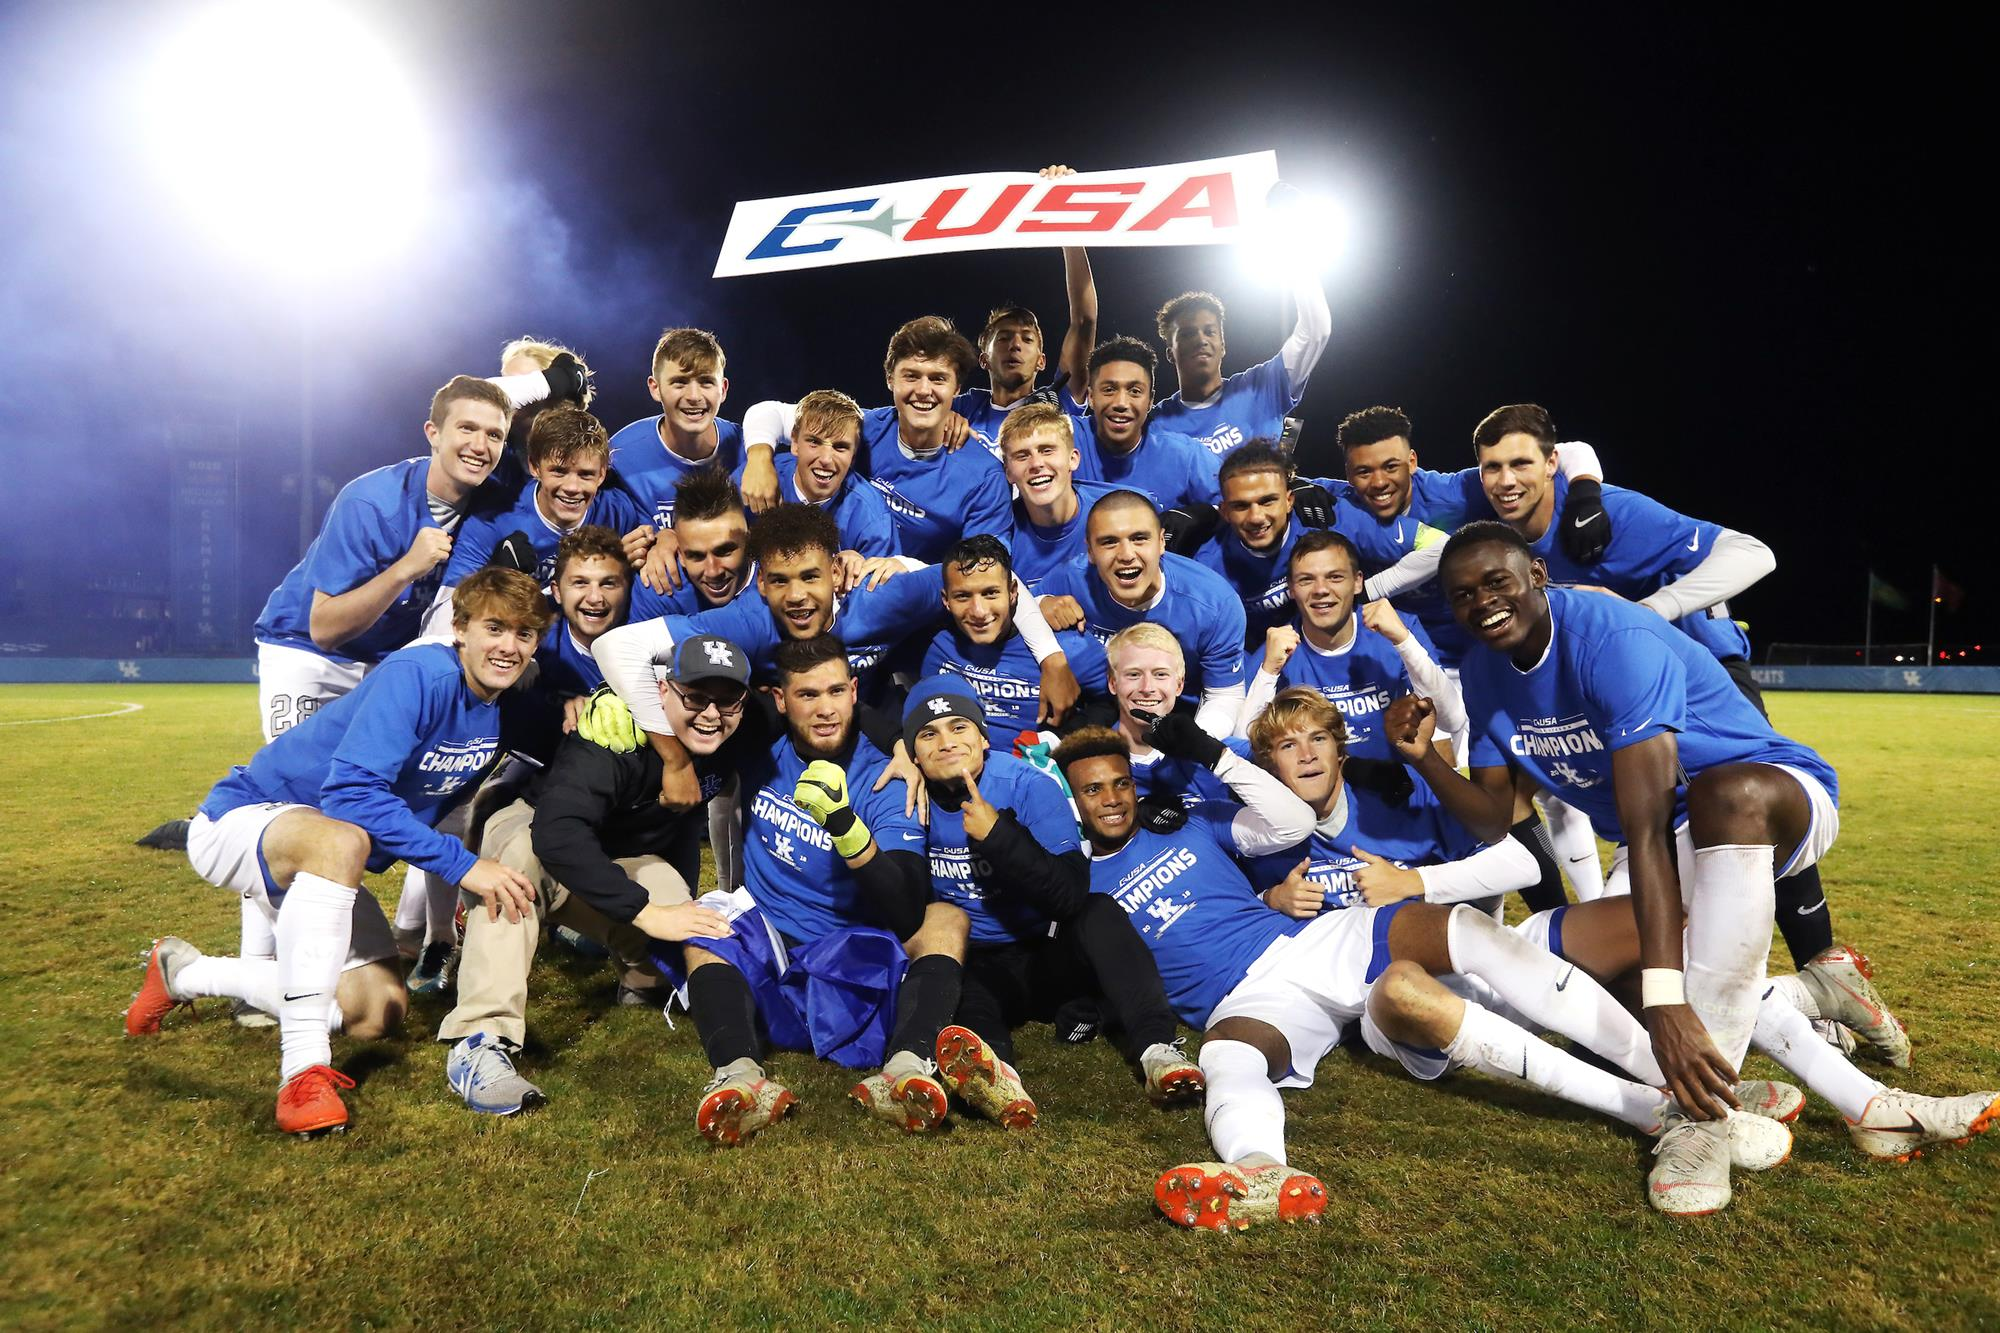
[954,386,1088,461]
[1039,552,1248,704]
[1150,354,1300,457]
[675,564,952,685]
[924,753,1079,945]
[1460,589,1837,842]
[1244,785,1481,910]
[854,407,1014,563]
[1328,477,1475,668]
[1126,738,1249,808]
[741,732,925,946]
[1009,480,1140,593]
[1089,801,1307,1026]
[200,642,499,883]
[253,458,462,666]
[608,416,746,527]
[734,453,899,558]
[1070,417,1221,512]
[920,626,1109,736]
[1245,615,1437,763]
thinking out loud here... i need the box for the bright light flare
[139,3,432,278]
[1237,184,1353,287]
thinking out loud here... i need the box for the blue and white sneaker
[446,1033,546,1116]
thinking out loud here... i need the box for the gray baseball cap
[662,634,751,688]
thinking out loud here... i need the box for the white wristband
[1640,968,1686,1008]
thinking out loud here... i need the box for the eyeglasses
[667,680,748,717]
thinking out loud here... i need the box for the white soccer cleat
[1734,1079,1805,1124]
[1798,945,1911,1069]
[1813,1018,1858,1058]
[1648,1111,1733,1216]
[1725,1108,1793,1172]
[1139,1038,1206,1107]
[1847,1089,2000,1163]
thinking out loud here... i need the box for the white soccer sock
[394,864,427,934]
[1200,1039,1287,1166]
[239,891,276,960]
[1446,1000,1666,1132]
[422,870,458,948]
[1684,844,1776,1071]
[175,955,344,1032]
[1543,796,1606,901]
[275,873,357,1083]
[1447,904,1666,1085]
[1764,971,1820,1020]
[1753,985,1883,1121]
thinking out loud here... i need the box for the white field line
[0,701,146,727]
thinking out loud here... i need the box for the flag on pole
[1868,570,1908,610]
[1933,566,1965,613]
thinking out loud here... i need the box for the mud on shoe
[935,1025,1037,1129]
[1155,1157,1325,1232]
[697,1058,799,1147]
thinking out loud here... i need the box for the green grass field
[4,685,1998,1330]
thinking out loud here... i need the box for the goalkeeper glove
[576,686,643,754]
[793,759,873,859]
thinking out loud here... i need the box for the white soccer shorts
[1599,763,1839,896]
[186,805,398,969]
[255,641,367,743]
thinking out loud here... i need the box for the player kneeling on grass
[902,678,1202,1127]
[124,568,552,1138]
[433,635,761,1115]
[1052,716,1797,1231]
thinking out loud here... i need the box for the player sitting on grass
[920,535,1108,742]
[124,568,552,1138]
[1038,490,1246,736]
[901,677,1202,1127]
[1053,713,1796,1230]
[1409,521,1930,1213]
[740,317,1007,560]
[434,636,755,1116]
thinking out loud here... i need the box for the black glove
[1290,477,1336,530]
[541,352,592,406]
[1024,372,1072,411]
[1160,500,1221,554]
[1558,478,1612,565]
[487,530,538,574]
[1139,708,1226,770]
[1344,755,1415,805]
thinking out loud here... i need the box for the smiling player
[608,328,743,528]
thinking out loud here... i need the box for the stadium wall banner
[1752,665,2000,694]
[713,152,1282,277]
[0,658,255,684]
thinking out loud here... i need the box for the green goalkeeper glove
[576,686,644,754]
[793,760,872,859]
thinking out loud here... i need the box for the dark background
[3,2,1992,660]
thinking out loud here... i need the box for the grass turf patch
[2,686,1997,1329]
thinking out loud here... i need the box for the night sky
[4,3,1993,657]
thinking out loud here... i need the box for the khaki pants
[438,798,692,1045]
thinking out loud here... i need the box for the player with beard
[900,677,1202,1127]
[1193,440,1312,645]
[1037,490,1245,736]
[741,318,1007,562]
[1053,716,1794,1229]
[920,535,1108,740]
[422,405,653,634]
[592,505,1080,810]
[126,570,552,1137]
[712,637,973,1137]
[1069,337,1221,513]
[436,635,756,1116]
[1149,271,1330,457]
[606,328,743,528]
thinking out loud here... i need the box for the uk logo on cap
[927,697,954,715]
[704,641,736,667]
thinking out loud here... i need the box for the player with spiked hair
[126,568,552,1137]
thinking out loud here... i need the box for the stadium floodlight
[1237,183,1352,287]
[138,2,433,278]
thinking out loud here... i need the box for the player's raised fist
[1038,594,1085,631]
[1039,164,1077,179]
[1261,626,1301,675]
[399,527,454,578]
[1360,599,1411,645]
[1381,694,1437,762]
[740,449,781,514]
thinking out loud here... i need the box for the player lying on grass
[433,634,757,1116]
[1052,716,1798,1231]
[1406,521,1947,1213]
[897,677,1203,1129]
[124,568,552,1138]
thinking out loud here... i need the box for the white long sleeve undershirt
[1416,836,1540,904]
[1213,749,1318,855]
[1638,530,1775,621]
